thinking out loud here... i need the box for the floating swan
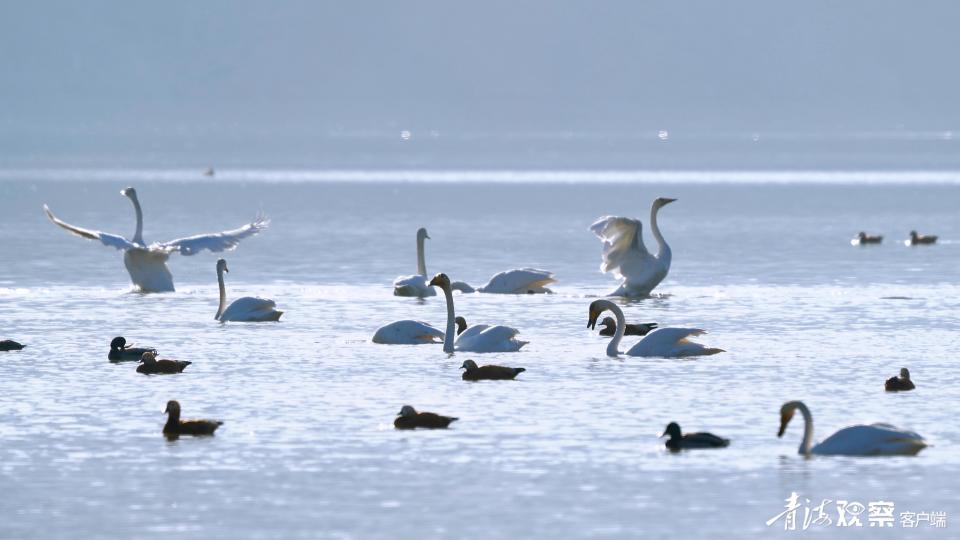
[475,268,555,294]
[392,228,475,296]
[394,405,458,429]
[777,400,926,456]
[590,197,676,297]
[852,231,883,245]
[108,336,156,362]
[907,230,938,246]
[372,316,466,345]
[215,259,283,322]
[661,422,729,450]
[137,352,191,374]
[163,400,223,438]
[44,187,268,293]
[0,340,25,351]
[431,273,527,353]
[885,368,915,391]
[460,359,525,380]
[597,316,657,337]
[587,300,722,357]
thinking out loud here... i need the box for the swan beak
[662,198,677,205]
[587,310,599,330]
[777,411,792,438]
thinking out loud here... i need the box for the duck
[777,400,926,456]
[661,422,730,450]
[108,336,157,362]
[137,352,191,374]
[393,405,458,429]
[907,230,938,245]
[885,368,915,391]
[597,316,658,337]
[163,400,223,438]
[460,359,526,381]
[0,340,25,351]
[852,231,883,245]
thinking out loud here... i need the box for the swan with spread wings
[43,187,268,293]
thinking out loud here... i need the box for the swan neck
[440,284,456,353]
[793,401,814,455]
[130,193,144,245]
[216,267,227,320]
[650,202,670,260]
[416,235,427,276]
[600,300,625,356]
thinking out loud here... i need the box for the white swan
[476,268,556,294]
[215,259,282,322]
[778,401,927,456]
[590,197,676,297]
[587,300,722,357]
[372,316,467,345]
[44,187,267,293]
[392,228,474,296]
[430,273,527,353]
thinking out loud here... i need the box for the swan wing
[477,268,556,294]
[455,324,492,343]
[372,320,444,344]
[590,216,654,277]
[43,205,137,250]
[155,215,269,255]
[813,424,927,456]
[625,327,714,357]
[392,274,437,297]
[456,325,526,352]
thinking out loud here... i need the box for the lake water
[1,171,958,539]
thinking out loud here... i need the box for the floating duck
[108,336,156,362]
[460,359,526,381]
[597,316,658,337]
[163,400,222,438]
[907,230,937,245]
[393,405,458,429]
[885,368,915,392]
[661,422,730,450]
[137,352,191,374]
[852,231,883,245]
[0,340,25,351]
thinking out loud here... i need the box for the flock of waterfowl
[852,230,938,246]
[0,187,941,453]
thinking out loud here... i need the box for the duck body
[662,422,729,450]
[885,368,915,391]
[163,400,222,438]
[137,353,191,374]
[907,231,937,245]
[598,317,657,337]
[0,340,25,351]
[460,359,525,380]
[852,232,883,245]
[394,405,458,429]
[108,336,156,362]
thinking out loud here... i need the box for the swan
[215,259,283,322]
[590,197,676,297]
[597,316,658,337]
[777,400,927,456]
[587,299,722,357]
[372,316,466,345]
[907,230,937,245]
[44,187,268,293]
[393,228,475,296]
[163,400,223,438]
[394,405,458,429]
[885,368,915,391]
[852,231,883,245]
[475,268,556,294]
[430,273,527,353]
[661,422,730,450]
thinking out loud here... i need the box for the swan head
[661,422,682,439]
[460,359,478,371]
[429,273,450,290]
[110,336,127,350]
[417,228,430,241]
[654,197,677,208]
[900,368,911,380]
[398,405,417,417]
[120,187,138,200]
[777,403,797,438]
[455,316,468,335]
[217,259,229,273]
[140,351,157,364]
[587,300,607,329]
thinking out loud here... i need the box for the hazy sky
[1,2,957,166]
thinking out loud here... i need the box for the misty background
[1,1,958,169]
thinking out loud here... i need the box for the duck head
[455,316,468,335]
[661,422,682,440]
[110,336,127,351]
[460,359,478,371]
[398,405,417,418]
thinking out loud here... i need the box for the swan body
[852,231,883,245]
[587,300,722,358]
[373,316,466,345]
[476,268,555,294]
[907,230,937,245]
[778,400,926,456]
[215,259,282,322]
[44,187,268,293]
[885,368,915,391]
[393,228,437,297]
[591,197,676,297]
[430,273,527,353]
[662,422,729,450]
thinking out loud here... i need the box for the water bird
[475,268,556,294]
[393,405,458,429]
[393,228,473,297]
[372,316,467,345]
[590,197,676,297]
[431,273,527,353]
[163,400,223,438]
[203,167,215,177]
[1,340,25,351]
[852,232,883,245]
[777,400,926,456]
[907,230,937,245]
[108,336,156,362]
[215,259,283,322]
[587,300,722,357]
[460,359,525,381]
[597,316,657,337]
[885,368,915,391]
[43,187,268,293]
[661,422,730,450]
[137,352,191,374]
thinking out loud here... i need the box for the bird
[475,268,556,294]
[108,336,156,362]
[777,400,926,456]
[136,352,191,374]
[43,187,268,293]
[393,405,458,429]
[460,359,526,381]
[907,230,938,245]
[590,197,676,297]
[430,273,527,353]
[163,400,223,438]
[885,368,915,391]
[392,228,474,297]
[661,422,730,450]
[587,300,722,358]
[203,167,215,177]
[372,316,468,345]
[597,316,658,337]
[215,259,283,322]
[0,340,25,351]
[852,231,883,245]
